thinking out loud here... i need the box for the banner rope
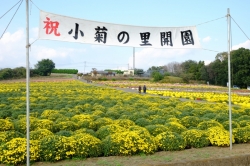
[196,16,226,26]
[0,0,23,40]
[231,16,250,40]
[30,0,41,11]
[0,0,22,20]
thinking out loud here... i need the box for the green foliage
[214,113,229,123]
[0,119,14,131]
[165,122,187,134]
[74,128,97,137]
[96,124,126,140]
[0,131,24,145]
[51,69,78,74]
[30,129,54,140]
[114,119,135,128]
[152,71,164,82]
[238,120,250,127]
[134,68,144,76]
[233,126,250,143]
[94,117,114,130]
[39,135,65,161]
[135,118,151,127]
[71,133,102,158]
[35,59,55,76]
[0,138,39,165]
[160,76,184,83]
[55,130,73,137]
[180,116,201,129]
[102,131,157,156]
[182,129,210,148]
[156,131,186,151]
[197,120,223,130]
[0,67,26,80]
[222,121,240,130]
[231,48,250,88]
[145,125,168,136]
[54,121,79,132]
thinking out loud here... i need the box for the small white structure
[123,69,134,76]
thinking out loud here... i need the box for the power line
[196,16,226,26]
[202,48,220,52]
[0,0,23,40]
[0,0,22,20]
[231,16,250,40]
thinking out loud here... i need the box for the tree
[35,59,55,76]
[134,68,144,76]
[231,48,250,88]
[215,52,228,62]
[152,71,164,82]
[206,59,227,86]
[164,62,182,76]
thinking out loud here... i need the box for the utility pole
[227,8,232,150]
[128,64,129,70]
[84,61,86,74]
[26,0,30,165]
[133,47,135,70]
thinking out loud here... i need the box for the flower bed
[0,80,250,164]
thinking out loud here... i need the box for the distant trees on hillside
[149,47,250,88]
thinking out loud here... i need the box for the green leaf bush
[197,120,223,130]
[102,131,156,156]
[96,124,127,140]
[156,131,186,151]
[233,126,250,143]
[145,125,168,137]
[182,129,210,148]
[165,122,187,134]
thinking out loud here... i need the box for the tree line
[0,59,77,80]
[135,47,250,88]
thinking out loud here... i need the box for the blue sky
[0,0,250,73]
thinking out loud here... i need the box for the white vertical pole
[26,0,30,165]
[227,8,232,150]
[133,47,135,69]
[84,61,86,74]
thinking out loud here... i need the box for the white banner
[39,11,201,49]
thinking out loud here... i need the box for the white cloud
[232,40,250,50]
[0,29,86,69]
[0,29,24,44]
[202,36,211,42]
[0,29,26,67]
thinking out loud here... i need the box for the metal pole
[26,0,30,165]
[133,47,135,69]
[227,8,232,150]
[84,61,86,74]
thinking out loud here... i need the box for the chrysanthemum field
[0,80,250,165]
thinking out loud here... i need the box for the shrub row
[51,69,78,74]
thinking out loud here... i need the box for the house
[91,70,116,77]
[123,69,134,76]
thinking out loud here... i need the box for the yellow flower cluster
[151,90,250,106]
[103,130,156,156]
[0,138,39,165]
[0,119,14,131]
[207,126,235,146]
